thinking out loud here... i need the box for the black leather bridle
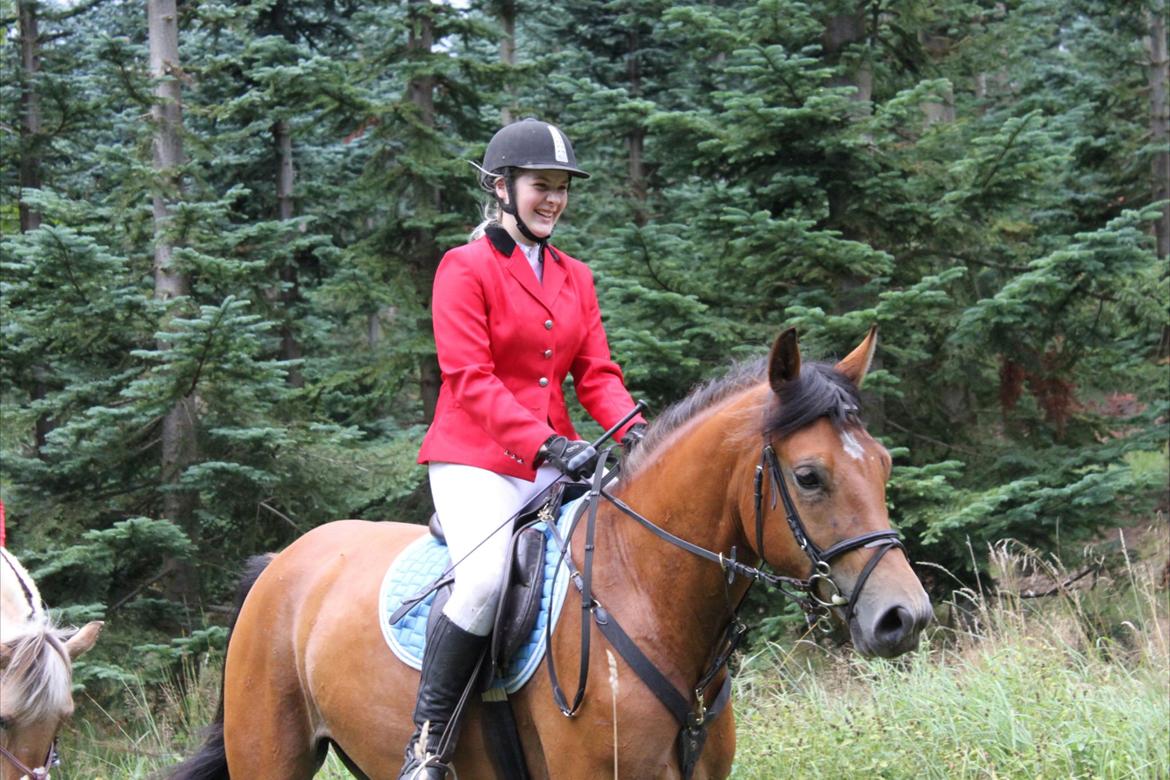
[755,441,907,628]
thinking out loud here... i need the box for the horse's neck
[0,549,45,643]
[590,391,760,682]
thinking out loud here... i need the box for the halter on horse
[171,326,931,779]
[0,548,102,780]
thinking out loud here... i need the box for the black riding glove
[538,435,598,480]
[622,423,648,454]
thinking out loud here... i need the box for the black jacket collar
[485,224,560,263]
[486,224,516,257]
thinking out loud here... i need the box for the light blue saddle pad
[379,494,583,694]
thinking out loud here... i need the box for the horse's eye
[794,468,822,490]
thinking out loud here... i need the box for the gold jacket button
[544,319,553,330]
[539,377,549,387]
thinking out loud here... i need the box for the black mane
[626,358,863,473]
[766,361,863,438]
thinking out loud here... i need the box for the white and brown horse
[0,547,102,780]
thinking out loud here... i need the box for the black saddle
[418,480,588,676]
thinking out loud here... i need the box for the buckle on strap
[689,684,710,727]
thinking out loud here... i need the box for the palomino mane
[625,358,864,476]
[0,548,73,727]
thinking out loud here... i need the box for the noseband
[754,442,906,628]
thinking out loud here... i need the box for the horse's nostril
[874,605,911,641]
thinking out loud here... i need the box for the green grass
[731,632,1167,779]
[55,529,1169,779]
[731,533,1169,779]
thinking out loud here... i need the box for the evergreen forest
[1,0,1167,753]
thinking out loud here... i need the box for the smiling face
[496,169,571,243]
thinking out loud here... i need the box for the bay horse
[172,327,931,779]
[0,547,102,780]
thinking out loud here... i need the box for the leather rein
[543,437,907,778]
[0,737,57,780]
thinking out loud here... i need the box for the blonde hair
[469,198,502,242]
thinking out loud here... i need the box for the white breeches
[428,462,563,636]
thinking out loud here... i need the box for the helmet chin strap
[500,172,551,246]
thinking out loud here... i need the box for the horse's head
[1,549,102,780]
[753,327,931,658]
[0,622,102,780]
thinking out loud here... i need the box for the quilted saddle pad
[379,494,583,694]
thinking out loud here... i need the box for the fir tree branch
[258,499,305,533]
[183,303,231,399]
[883,417,981,457]
[634,230,727,309]
[975,112,1037,195]
[753,44,804,105]
[108,560,175,613]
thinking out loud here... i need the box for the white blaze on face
[840,429,865,461]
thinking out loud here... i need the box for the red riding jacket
[417,226,644,480]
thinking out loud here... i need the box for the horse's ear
[768,328,801,394]
[835,326,878,388]
[64,620,103,660]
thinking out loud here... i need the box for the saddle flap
[381,491,586,694]
[491,525,548,670]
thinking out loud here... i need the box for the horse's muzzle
[850,595,932,658]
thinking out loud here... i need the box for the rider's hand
[622,423,648,455]
[538,435,599,480]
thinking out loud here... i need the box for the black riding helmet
[481,118,590,244]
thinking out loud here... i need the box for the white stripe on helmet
[547,125,569,163]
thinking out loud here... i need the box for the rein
[543,436,908,778]
[0,738,57,780]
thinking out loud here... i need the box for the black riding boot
[398,612,487,780]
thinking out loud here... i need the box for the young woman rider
[402,118,647,779]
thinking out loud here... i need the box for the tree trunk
[920,33,955,126]
[148,0,200,611]
[18,1,42,234]
[821,4,870,238]
[822,4,883,425]
[823,6,872,105]
[19,1,53,454]
[409,0,442,422]
[274,119,304,387]
[1146,8,1169,259]
[627,27,647,226]
[499,0,516,124]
